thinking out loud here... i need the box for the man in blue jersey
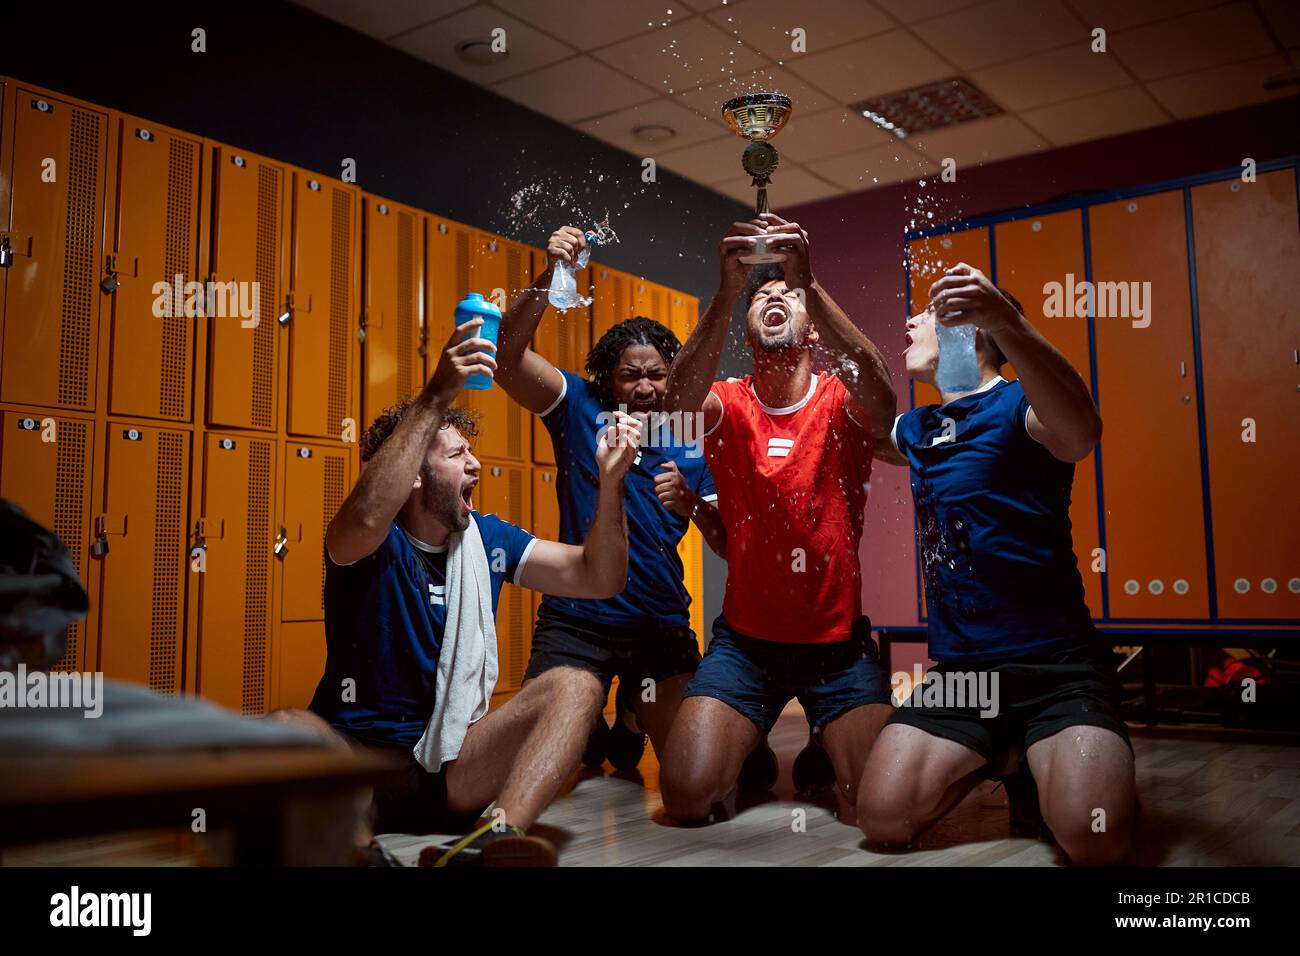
[858,263,1136,866]
[494,225,726,771]
[293,315,641,867]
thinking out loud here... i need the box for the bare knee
[659,738,728,824]
[857,778,922,846]
[534,667,605,718]
[264,708,348,748]
[1047,806,1134,866]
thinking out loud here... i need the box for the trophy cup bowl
[722,93,792,264]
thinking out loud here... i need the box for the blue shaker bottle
[455,293,501,390]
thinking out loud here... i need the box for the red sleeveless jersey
[704,372,875,644]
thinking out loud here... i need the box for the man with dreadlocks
[494,225,725,773]
[659,213,898,824]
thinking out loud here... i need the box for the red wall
[783,95,1300,641]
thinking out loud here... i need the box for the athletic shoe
[791,729,836,793]
[606,680,647,770]
[737,736,779,791]
[581,714,609,769]
[419,821,557,868]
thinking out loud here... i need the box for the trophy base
[739,251,787,265]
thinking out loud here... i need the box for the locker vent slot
[242,440,271,713]
[149,431,185,693]
[328,190,351,432]
[615,278,629,324]
[507,397,522,458]
[557,318,571,372]
[508,468,522,523]
[59,110,99,408]
[52,420,88,671]
[508,584,524,687]
[396,211,414,399]
[252,166,279,429]
[507,246,522,301]
[161,138,195,419]
[322,455,346,611]
[455,230,471,306]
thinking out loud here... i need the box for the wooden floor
[377,703,1300,867]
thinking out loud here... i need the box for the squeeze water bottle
[454,293,501,391]
[548,223,613,311]
[934,313,981,393]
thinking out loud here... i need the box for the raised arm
[760,213,897,439]
[929,263,1102,462]
[494,226,586,415]
[326,317,497,565]
[664,220,766,430]
[518,412,640,599]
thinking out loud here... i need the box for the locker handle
[0,232,34,261]
[95,514,128,537]
[105,254,140,279]
[197,517,225,541]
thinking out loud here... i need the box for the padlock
[91,534,109,557]
[0,236,12,269]
[100,271,119,294]
[273,527,289,559]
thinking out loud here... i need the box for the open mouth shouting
[460,478,477,515]
[761,299,791,330]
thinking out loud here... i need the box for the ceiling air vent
[851,77,1002,139]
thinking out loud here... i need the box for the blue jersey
[310,512,535,747]
[893,377,1093,664]
[540,370,716,630]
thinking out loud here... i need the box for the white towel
[413,517,498,773]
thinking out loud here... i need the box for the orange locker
[362,196,423,429]
[286,172,359,440]
[1191,170,1300,619]
[278,441,352,622]
[463,233,530,463]
[277,621,327,711]
[994,210,1103,617]
[93,421,190,690]
[0,88,109,411]
[591,265,634,343]
[0,409,95,671]
[529,465,558,648]
[669,291,699,345]
[677,526,706,651]
[426,214,474,367]
[104,117,203,422]
[633,278,669,326]
[906,228,992,407]
[528,246,591,374]
[1091,191,1209,618]
[192,431,275,714]
[206,145,285,432]
[474,459,532,695]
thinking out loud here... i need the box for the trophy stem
[755,183,770,216]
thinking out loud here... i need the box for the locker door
[426,215,474,377]
[530,246,591,374]
[277,621,326,711]
[669,292,699,345]
[474,461,531,694]
[95,422,190,691]
[1192,170,1300,619]
[1,91,108,411]
[106,119,202,422]
[287,173,358,440]
[677,526,705,650]
[906,228,992,407]
[994,210,1102,617]
[280,442,351,622]
[591,265,633,343]
[362,198,423,429]
[195,432,275,714]
[1092,191,1209,619]
[0,411,94,671]
[207,147,284,432]
[464,234,529,462]
[529,466,558,645]
[633,279,669,326]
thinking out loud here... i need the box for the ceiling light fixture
[455,39,508,65]
[633,124,677,142]
[852,77,1002,139]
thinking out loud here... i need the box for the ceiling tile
[805,143,940,190]
[657,135,749,184]
[590,17,772,95]
[1066,0,1225,34]
[1020,86,1168,146]
[1109,1,1276,81]
[391,6,576,82]
[290,0,474,39]
[778,108,896,161]
[674,66,843,124]
[786,30,954,102]
[492,0,691,50]
[970,40,1132,111]
[874,0,981,24]
[1145,54,1297,118]
[905,113,1049,166]
[918,0,1091,71]
[577,98,729,156]
[705,0,894,60]
[713,163,843,206]
[491,56,659,122]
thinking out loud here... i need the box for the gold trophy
[722,92,792,264]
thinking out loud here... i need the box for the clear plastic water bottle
[935,316,981,393]
[548,219,616,311]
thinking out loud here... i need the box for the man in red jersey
[658,213,897,822]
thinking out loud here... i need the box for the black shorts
[886,639,1132,770]
[684,615,894,734]
[523,604,702,701]
[336,734,485,836]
